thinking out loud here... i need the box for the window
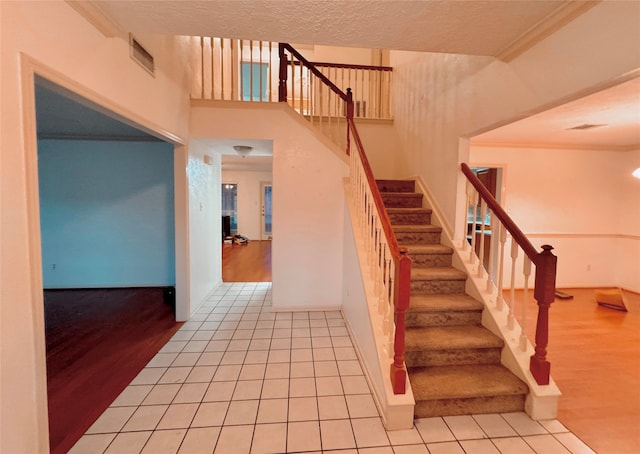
[221,184,238,235]
[241,62,269,101]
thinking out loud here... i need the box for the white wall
[191,102,349,310]
[471,146,640,292]
[0,2,192,452]
[188,141,223,311]
[223,169,274,239]
[390,1,640,236]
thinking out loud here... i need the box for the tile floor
[70,282,595,454]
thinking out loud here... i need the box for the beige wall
[470,146,640,292]
[390,1,640,237]
[191,102,349,310]
[0,1,192,452]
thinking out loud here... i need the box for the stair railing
[461,163,557,385]
[279,43,410,394]
[348,115,412,395]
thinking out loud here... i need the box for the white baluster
[469,191,478,264]
[496,223,507,311]
[477,200,487,278]
[486,210,496,294]
[508,238,518,330]
[520,257,532,351]
[462,181,472,250]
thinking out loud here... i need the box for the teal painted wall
[38,139,175,288]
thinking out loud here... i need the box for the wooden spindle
[520,257,532,351]
[486,210,496,294]
[278,44,287,102]
[477,200,487,278]
[496,223,507,311]
[508,239,518,330]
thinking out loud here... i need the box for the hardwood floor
[45,288,182,454]
[222,240,272,282]
[512,287,640,454]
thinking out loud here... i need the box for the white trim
[496,1,599,62]
[19,53,50,454]
[65,0,121,38]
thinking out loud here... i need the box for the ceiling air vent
[566,123,607,130]
[129,34,155,76]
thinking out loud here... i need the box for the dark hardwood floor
[45,287,182,454]
[222,240,272,282]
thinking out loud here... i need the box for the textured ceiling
[93,0,585,57]
[473,77,640,151]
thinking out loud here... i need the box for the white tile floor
[70,282,596,454]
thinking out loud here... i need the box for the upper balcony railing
[192,37,392,120]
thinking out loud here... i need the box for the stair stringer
[411,176,561,420]
[341,180,415,431]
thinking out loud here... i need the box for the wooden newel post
[278,44,288,103]
[390,248,411,394]
[346,88,354,120]
[345,88,354,155]
[530,244,557,385]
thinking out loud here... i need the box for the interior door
[260,182,272,240]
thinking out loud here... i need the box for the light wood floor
[222,240,272,282]
[221,246,638,452]
[513,287,640,454]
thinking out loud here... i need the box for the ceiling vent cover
[129,34,155,76]
[566,123,607,130]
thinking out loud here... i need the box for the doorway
[32,75,185,454]
[261,182,273,240]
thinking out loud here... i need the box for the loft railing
[314,62,393,119]
[461,163,557,385]
[192,37,392,120]
[279,43,410,394]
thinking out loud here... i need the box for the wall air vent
[566,123,607,130]
[129,34,155,76]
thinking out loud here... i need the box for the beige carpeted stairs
[377,179,528,418]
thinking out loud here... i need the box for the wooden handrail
[312,61,393,72]
[461,163,538,262]
[461,162,556,385]
[279,43,348,102]
[348,118,402,259]
[279,43,409,394]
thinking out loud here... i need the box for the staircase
[377,179,528,418]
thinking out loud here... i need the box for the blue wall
[38,140,175,288]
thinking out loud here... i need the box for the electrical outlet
[587,264,591,271]
[52,264,56,270]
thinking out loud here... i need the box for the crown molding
[496,1,600,62]
[65,0,121,38]
[471,141,639,152]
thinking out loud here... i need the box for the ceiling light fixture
[233,145,253,158]
[633,167,640,179]
[565,123,607,131]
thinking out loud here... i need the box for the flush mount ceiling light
[233,145,253,158]
[565,123,608,130]
[633,167,640,179]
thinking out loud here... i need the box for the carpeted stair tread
[376,179,415,193]
[405,325,504,351]
[393,224,442,233]
[387,207,432,216]
[408,364,529,401]
[405,244,453,255]
[381,193,423,208]
[409,294,484,313]
[411,267,468,281]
